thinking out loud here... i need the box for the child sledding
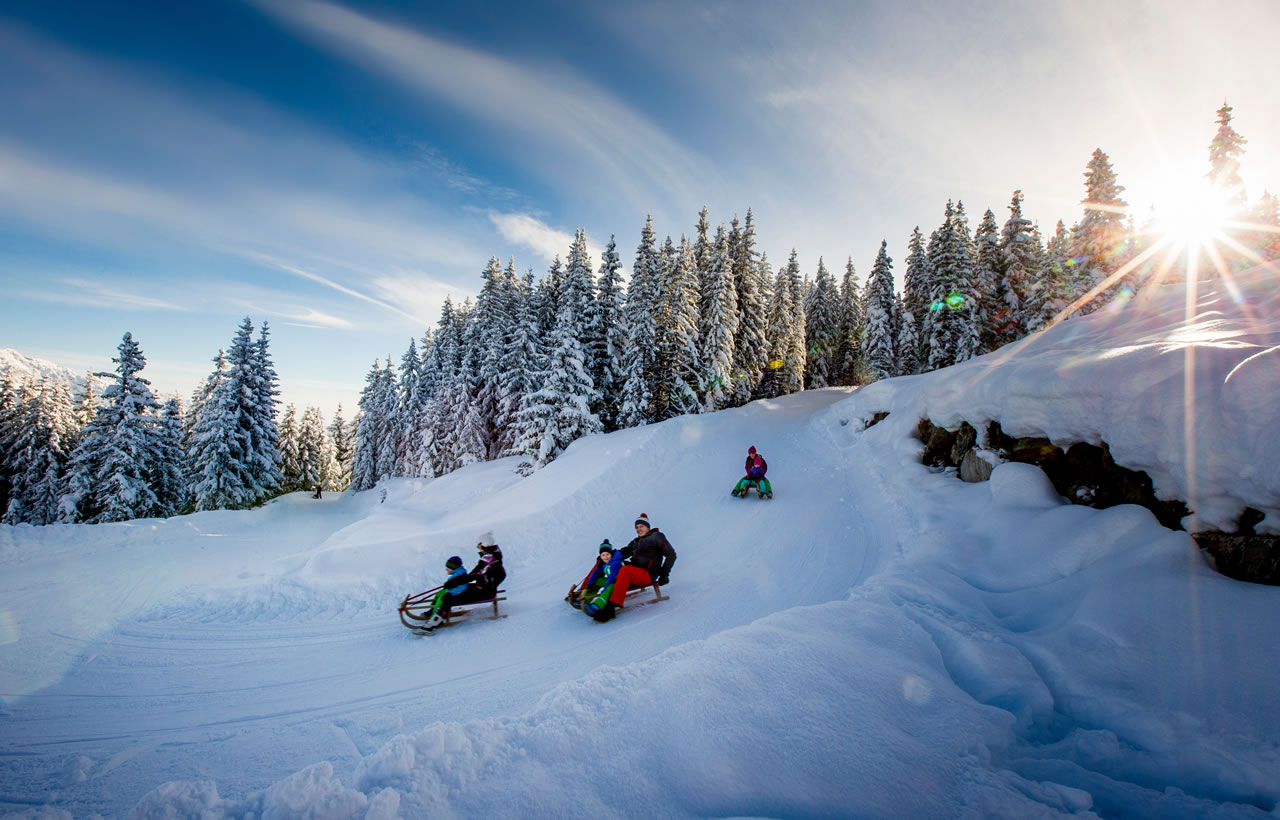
[399,532,507,634]
[732,446,773,499]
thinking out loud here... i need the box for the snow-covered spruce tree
[452,310,488,471]
[153,398,187,516]
[997,191,1036,344]
[61,332,164,522]
[350,360,382,491]
[973,208,1003,353]
[833,258,864,385]
[1040,220,1074,326]
[250,322,284,496]
[617,216,662,428]
[902,227,930,345]
[327,404,353,491]
[499,270,541,457]
[424,297,462,475]
[471,257,517,460]
[3,379,76,525]
[592,237,627,431]
[655,236,702,418]
[783,249,807,393]
[1207,102,1247,201]
[296,406,329,492]
[512,299,603,474]
[895,311,919,377]
[533,256,564,341]
[0,376,19,516]
[1070,149,1129,314]
[72,374,97,432]
[278,403,300,492]
[949,203,982,365]
[804,257,841,388]
[761,256,794,398]
[862,242,897,380]
[185,348,226,449]
[729,209,768,405]
[188,319,280,511]
[699,224,739,411]
[393,338,422,476]
[374,357,402,480]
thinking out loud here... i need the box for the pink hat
[748,446,756,455]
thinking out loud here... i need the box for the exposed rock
[949,422,977,466]
[864,411,890,430]
[918,419,959,469]
[959,449,995,483]
[1195,531,1280,586]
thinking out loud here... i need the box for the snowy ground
[2,269,1278,819]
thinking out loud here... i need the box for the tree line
[2,103,1273,524]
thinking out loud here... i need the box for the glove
[657,575,670,586]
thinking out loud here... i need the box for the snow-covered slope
[0,348,101,392]
[1,269,1277,819]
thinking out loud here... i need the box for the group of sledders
[413,446,769,630]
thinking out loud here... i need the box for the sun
[1146,179,1238,254]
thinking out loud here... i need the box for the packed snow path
[4,275,1280,820]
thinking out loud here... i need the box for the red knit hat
[748,446,756,455]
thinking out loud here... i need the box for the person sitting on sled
[421,555,473,631]
[732,445,772,498]
[586,514,676,623]
[570,540,623,609]
[468,530,506,600]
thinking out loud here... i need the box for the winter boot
[591,602,618,623]
[423,612,445,631]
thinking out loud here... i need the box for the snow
[2,269,1278,818]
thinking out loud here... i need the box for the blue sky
[1,0,1276,417]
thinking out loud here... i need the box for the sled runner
[399,585,507,634]
[566,580,669,614]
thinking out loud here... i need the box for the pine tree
[997,191,1039,345]
[895,311,919,377]
[833,258,864,385]
[902,227,930,340]
[973,208,1003,352]
[394,338,422,475]
[278,403,301,492]
[1070,149,1129,313]
[593,237,627,431]
[782,249,807,393]
[4,380,75,525]
[863,242,897,380]
[698,224,739,411]
[250,322,284,495]
[61,332,164,522]
[655,236,702,418]
[153,398,187,516]
[804,258,841,388]
[327,404,353,490]
[618,216,662,427]
[297,407,329,492]
[351,360,382,491]
[730,209,768,405]
[499,270,541,456]
[513,299,603,473]
[188,319,280,510]
[374,357,402,479]
[1207,102,1247,201]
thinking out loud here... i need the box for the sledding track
[0,389,876,816]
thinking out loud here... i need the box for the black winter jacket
[468,545,506,597]
[621,528,677,580]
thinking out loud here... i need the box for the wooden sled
[399,586,507,634]
[567,580,670,613]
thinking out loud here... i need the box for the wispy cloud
[250,0,714,224]
[17,277,188,312]
[488,212,622,277]
[260,308,354,330]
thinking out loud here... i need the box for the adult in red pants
[592,513,677,622]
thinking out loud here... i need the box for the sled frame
[399,586,507,633]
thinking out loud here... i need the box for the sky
[1,0,1277,416]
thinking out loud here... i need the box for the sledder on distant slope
[732,446,773,499]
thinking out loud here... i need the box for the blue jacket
[585,550,623,588]
[442,566,470,597]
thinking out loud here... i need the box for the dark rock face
[916,418,1277,585]
[1196,530,1280,585]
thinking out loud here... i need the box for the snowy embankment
[2,268,1278,818]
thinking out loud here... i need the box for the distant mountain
[0,348,108,393]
